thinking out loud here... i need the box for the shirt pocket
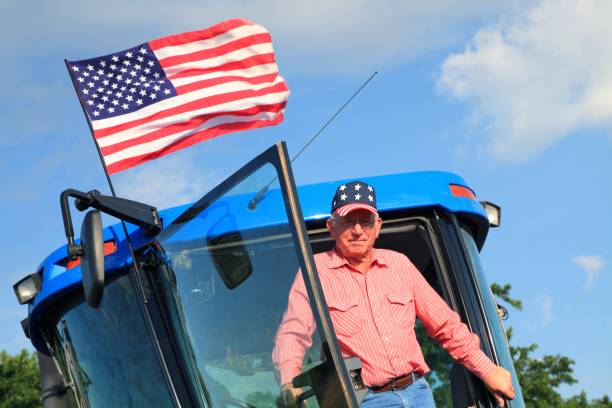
[386,292,414,328]
[327,298,363,337]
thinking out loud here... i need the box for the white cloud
[438,0,612,162]
[113,152,219,210]
[0,0,524,195]
[208,0,517,75]
[0,1,521,171]
[535,292,553,327]
[572,254,605,288]
[2,1,517,76]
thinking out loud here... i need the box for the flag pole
[64,60,147,301]
[64,59,118,198]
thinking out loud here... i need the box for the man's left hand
[483,365,515,407]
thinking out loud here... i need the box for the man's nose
[351,222,365,234]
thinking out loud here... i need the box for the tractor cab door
[147,142,359,407]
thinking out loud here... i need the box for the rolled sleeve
[408,255,496,381]
[272,272,315,385]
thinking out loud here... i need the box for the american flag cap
[331,181,378,217]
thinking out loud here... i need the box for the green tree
[562,392,612,408]
[490,283,523,310]
[416,321,453,406]
[0,349,42,408]
[492,284,612,408]
[509,335,577,407]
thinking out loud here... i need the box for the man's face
[326,209,382,260]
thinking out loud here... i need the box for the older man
[273,181,515,407]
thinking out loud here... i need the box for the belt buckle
[392,372,414,391]
[391,377,399,391]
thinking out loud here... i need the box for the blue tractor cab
[15,142,523,408]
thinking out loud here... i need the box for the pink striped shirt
[272,247,496,387]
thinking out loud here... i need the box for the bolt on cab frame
[17,142,525,407]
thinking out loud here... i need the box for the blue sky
[1,0,610,400]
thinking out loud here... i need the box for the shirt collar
[329,247,388,269]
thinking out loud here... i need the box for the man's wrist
[279,366,302,387]
[466,351,497,381]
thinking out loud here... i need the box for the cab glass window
[459,226,525,407]
[53,272,174,407]
[152,163,340,407]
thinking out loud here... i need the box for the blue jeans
[360,377,436,407]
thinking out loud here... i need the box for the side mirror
[497,303,509,320]
[81,210,105,307]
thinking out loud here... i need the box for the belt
[370,372,421,393]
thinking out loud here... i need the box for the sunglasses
[334,215,378,229]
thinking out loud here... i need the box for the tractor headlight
[13,273,42,305]
[480,201,501,227]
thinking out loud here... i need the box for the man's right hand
[278,383,305,408]
[483,365,515,407]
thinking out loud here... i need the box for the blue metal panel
[27,170,488,353]
[151,171,487,239]
[296,171,486,222]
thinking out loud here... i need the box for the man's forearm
[272,272,315,386]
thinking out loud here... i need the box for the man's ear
[375,217,382,238]
[326,218,334,234]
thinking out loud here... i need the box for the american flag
[66,19,289,175]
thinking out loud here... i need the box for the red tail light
[66,241,117,270]
[449,184,476,200]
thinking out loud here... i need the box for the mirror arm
[60,189,89,259]
[82,190,162,235]
[60,188,163,260]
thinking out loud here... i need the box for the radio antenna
[248,71,378,209]
[289,71,377,164]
